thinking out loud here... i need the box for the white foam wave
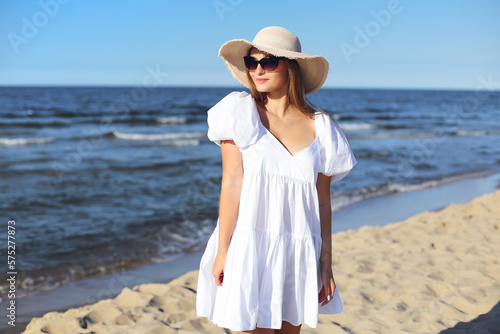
[385,171,490,194]
[337,122,377,131]
[452,130,500,137]
[158,139,200,147]
[111,130,205,141]
[352,129,500,140]
[334,170,492,213]
[331,192,364,212]
[155,117,187,125]
[0,137,56,146]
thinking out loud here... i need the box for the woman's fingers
[318,279,336,306]
[218,272,224,285]
[213,271,223,286]
[212,267,224,286]
[318,283,329,306]
[212,252,227,286]
[321,286,331,306]
[318,285,325,303]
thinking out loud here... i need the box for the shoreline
[5,170,500,333]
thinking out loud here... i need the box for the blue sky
[0,0,499,89]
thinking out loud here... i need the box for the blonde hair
[245,47,329,119]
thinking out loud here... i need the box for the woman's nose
[255,64,265,74]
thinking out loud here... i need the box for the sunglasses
[243,56,283,72]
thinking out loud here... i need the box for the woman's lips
[256,78,268,83]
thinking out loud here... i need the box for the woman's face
[247,48,288,96]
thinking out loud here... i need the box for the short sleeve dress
[196,91,357,331]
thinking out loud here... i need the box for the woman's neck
[264,91,290,119]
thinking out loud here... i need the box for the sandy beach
[21,189,500,333]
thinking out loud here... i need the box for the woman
[196,26,357,333]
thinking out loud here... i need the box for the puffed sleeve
[206,91,260,149]
[317,113,357,183]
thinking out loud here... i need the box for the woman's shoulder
[214,90,253,106]
[207,91,260,149]
[208,90,256,119]
[313,110,357,182]
[312,109,348,142]
[312,108,333,121]
[312,109,336,131]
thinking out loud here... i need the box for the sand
[22,190,500,333]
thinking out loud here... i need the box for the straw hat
[218,26,329,95]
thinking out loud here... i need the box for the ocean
[1,86,499,302]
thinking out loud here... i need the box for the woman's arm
[217,139,244,253]
[212,139,243,286]
[316,172,336,305]
[316,172,333,264]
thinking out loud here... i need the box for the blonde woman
[197,26,357,333]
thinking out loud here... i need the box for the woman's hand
[318,261,336,306]
[212,251,227,286]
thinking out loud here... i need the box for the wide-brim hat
[218,26,329,95]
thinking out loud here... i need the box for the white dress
[196,91,357,331]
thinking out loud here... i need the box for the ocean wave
[158,139,200,147]
[0,121,69,128]
[450,130,500,137]
[110,157,207,172]
[337,122,409,131]
[0,130,206,146]
[109,130,206,141]
[349,129,500,140]
[364,106,398,113]
[350,132,439,139]
[354,150,392,159]
[0,216,216,301]
[337,122,377,131]
[385,170,493,196]
[155,116,188,125]
[331,170,494,212]
[0,137,56,146]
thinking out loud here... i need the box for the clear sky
[0,0,499,90]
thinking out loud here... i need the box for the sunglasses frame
[243,56,284,72]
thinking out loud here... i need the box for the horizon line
[0,84,498,92]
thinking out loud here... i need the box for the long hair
[245,48,329,119]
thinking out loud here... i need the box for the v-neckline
[254,102,319,158]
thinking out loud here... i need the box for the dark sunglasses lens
[244,57,258,71]
[260,57,280,72]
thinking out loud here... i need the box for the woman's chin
[255,80,289,93]
[255,83,269,90]
[255,83,276,93]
